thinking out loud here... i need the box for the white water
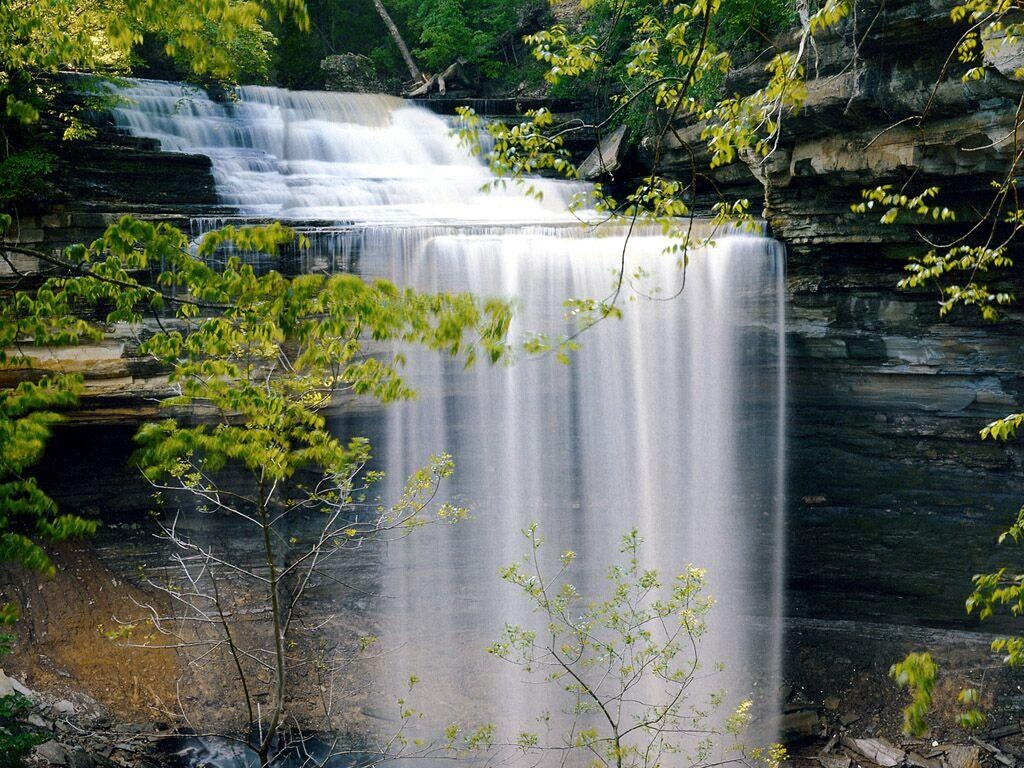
[109,79,786,765]
[108,79,590,223]
[362,232,785,763]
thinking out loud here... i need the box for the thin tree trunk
[370,0,424,83]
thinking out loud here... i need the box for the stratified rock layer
[661,0,1024,628]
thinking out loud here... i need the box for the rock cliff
[5,3,1024,633]
[661,0,1024,631]
[2,126,220,256]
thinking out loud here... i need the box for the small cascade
[107,79,590,223]
[107,78,787,765]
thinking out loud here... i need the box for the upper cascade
[107,79,591,224]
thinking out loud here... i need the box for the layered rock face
[2,126,220,256]
[5,3,1023,630]
[662,0,1024,628]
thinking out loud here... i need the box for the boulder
[32,741,71,766]
[578,125,629,179]
[781,708,823,741]
[52,700,76,716]
[944,746,981,768]
[0,669,34,698]
[321,54,385,94]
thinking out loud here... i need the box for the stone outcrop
[656,0,1024,634]
[321,53,387,94]
[4,0,1023,638]
[2,127,222,256]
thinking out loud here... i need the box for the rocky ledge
[659,0,1024,258]
[2,127,223,256]
[641,0,1024,675]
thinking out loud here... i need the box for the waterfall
[108,79,786,765]
[361,230,785,762]
[107,79,590,223]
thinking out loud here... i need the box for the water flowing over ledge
[104,77,787,766]
[107,79,593,224]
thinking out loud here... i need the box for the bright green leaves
[455,0,850,338]
[524,24,602,85]
[806,0,851,35]
[701,48,808,169]
[0,0,306,86]
[900,245,1014,322]
[854,186,1017,322]
[488,525,778,768]
[951,0,1024,82]
[457,106,578,185]
[889,652,937,737]
[0,376,97,588]
[890,653,985,735]
[127,225,513,486]
[2,216,514,635]
[971,558,1024,672]
[981,413,1024,443]
[852,185,956,226]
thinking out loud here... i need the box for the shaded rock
[52,700,76,716]
[908,753,942,768]
[943,746,981,768]
[782,708,823,741]
[987,725,1022,740]
[819,755,853,768]
[579,124,629,179]
[33,741,71,766]
[842,737,906,767]
[0,669,34,698]
[321,53,384,93]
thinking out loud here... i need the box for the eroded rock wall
[2,128,220,256]
[661,0,1024,627]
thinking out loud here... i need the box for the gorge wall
[660,0,1024,635]
[4,0,1023,636]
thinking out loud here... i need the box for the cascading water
[108,79,786,766]
[107,79,589,222]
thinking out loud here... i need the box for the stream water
[74,80,788,765]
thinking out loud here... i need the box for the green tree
[483,525,785,768]
[0,0,308,212]
[455,0,849,359]
[2,215,513,764]
[0,0,314,621]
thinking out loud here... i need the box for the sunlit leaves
[852,185,955,225]
[889,653,937,737]
[1,217,514,633]
[0,376,97,590]
[487,525,784,768]
[524,25,601,85]
[951,0,1024,82]
[0,0,307,86]
[853,186,1018,322]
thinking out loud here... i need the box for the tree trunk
[370,0,424,83]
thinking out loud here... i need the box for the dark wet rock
[783,708,825,741]
[321,53,385,93]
